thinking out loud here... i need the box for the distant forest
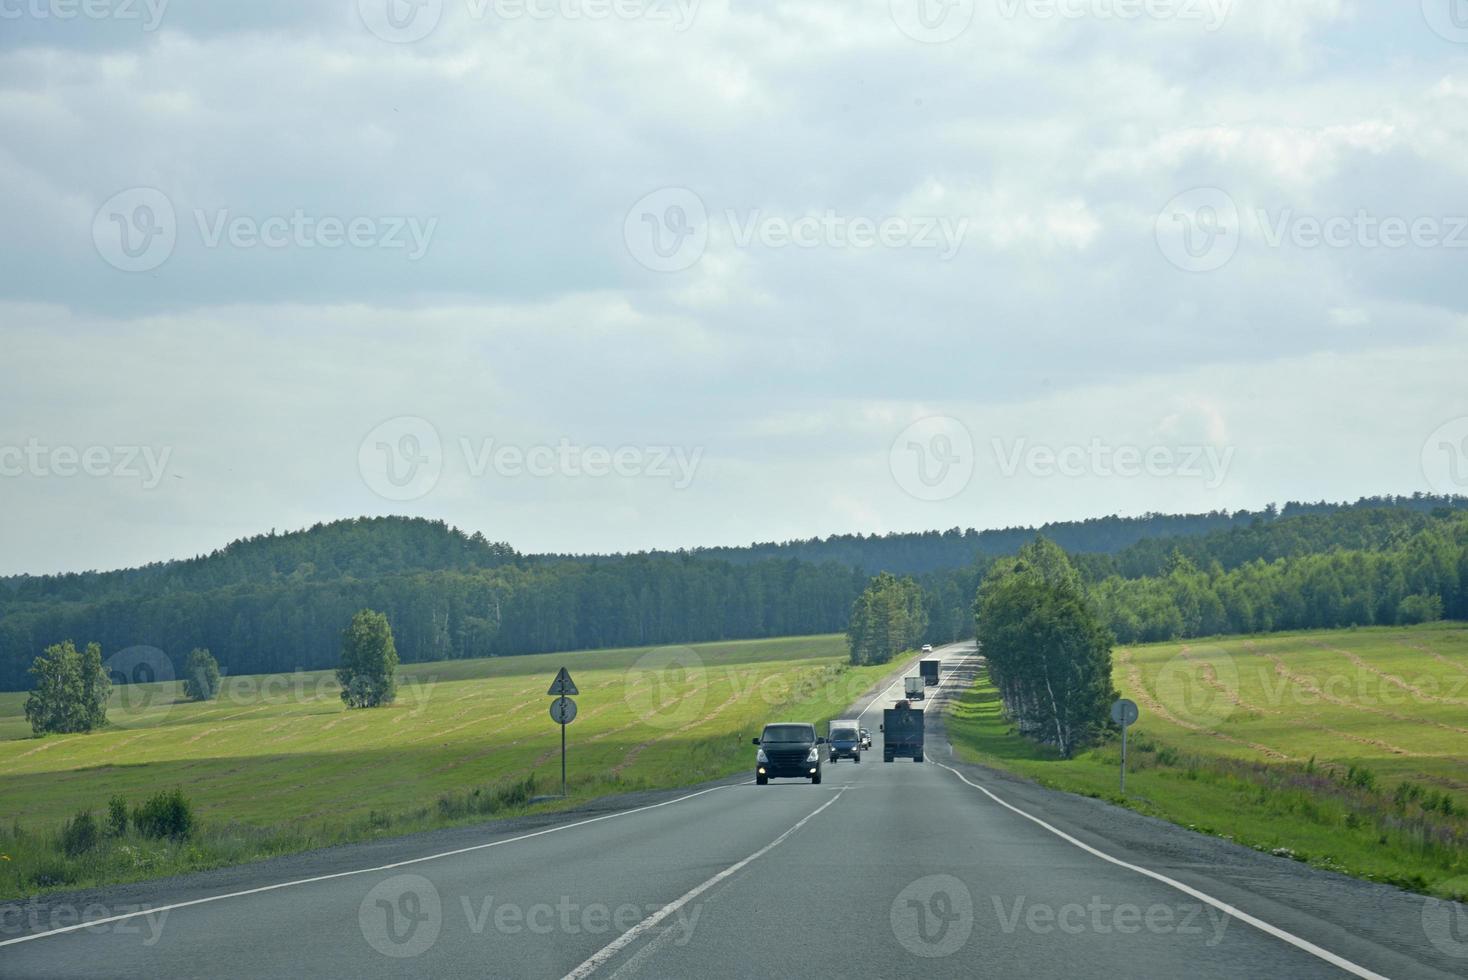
[1,494,1464,691]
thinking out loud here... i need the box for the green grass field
[947,623,1468,898]
[0,634,890,899]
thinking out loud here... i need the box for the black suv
[752,723,824,785]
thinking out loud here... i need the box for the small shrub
[133,788,194,840]
[107,796,129,836]
[59,810,100,857]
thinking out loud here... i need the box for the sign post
[548,668,579,798]
[1110,698,1139,795]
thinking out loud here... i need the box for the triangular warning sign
[548,667,579,696]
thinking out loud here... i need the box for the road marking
[0,783,734,949]
[562,787,849,979]
[934,761,1388,980]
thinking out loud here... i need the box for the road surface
[2,644,1463,978]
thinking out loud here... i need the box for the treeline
[846,573,927,665]
[0,555,875,690]
[647,495,1467,573]
[1090,517,1468,644]
[976,540,1117,757]
[1074,502,1468,581]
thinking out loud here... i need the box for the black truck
[880,704,924,762]
[919,659,941,686]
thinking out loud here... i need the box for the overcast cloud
[2,0,1466,574]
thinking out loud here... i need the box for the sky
[2,0,1467,575]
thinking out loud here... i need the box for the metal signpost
[548,668,579,798]
[1110,698,1139,795]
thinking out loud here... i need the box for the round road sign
[1110,698,1139,727]
[550,696,578,725]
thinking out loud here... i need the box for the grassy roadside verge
[945,670,1468,900]
[0,635,901,902]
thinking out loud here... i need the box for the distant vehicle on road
[904,675,925,701]
[881,704,924,762]
[859,727,873,750]
[919,659,941,686]
[752,723,824,785]
[921,644,933,653]
[826,719,862,763]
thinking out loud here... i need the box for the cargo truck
[919,660,941,686]
[880,704,924,762]
[904,675,925,701]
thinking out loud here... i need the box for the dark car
[827,719,862,763]
[752,722,824,785]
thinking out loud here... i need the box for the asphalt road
[3,643,1464,979]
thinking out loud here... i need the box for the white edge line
[562,787,849,980]
[0,783,733,948]
[935,753,1389,976]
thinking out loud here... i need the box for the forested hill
[2,495,1465,692]
[0,517,519,604]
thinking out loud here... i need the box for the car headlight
[756,749,768,763]
[806,747,820,763]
